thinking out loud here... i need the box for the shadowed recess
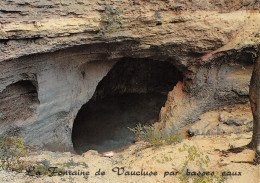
[0,80,39,126]
[72,58,183,154]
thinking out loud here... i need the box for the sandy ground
[0,132,258,183]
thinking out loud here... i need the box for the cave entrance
[0,80,39,131]
[72,58,183,154]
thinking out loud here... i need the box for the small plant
[128,123,183,147]
[32,160,52,176]
[156,156,173,163]
[154,11,161,19]
[62,159,88,168]
[26,160,65,176]
[178,144,229,183]
[63,159,80,168]
[98,5,124,34]
[83,174,89,180]
[0,135,29,171]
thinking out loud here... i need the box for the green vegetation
[0,135,89,176]
[98,5,124,34]
[26,159,89,176]
[60,159,88,168]
[0,135,29,172]
[128,123,183,147]
[83,174,89,180]
[178,144,229,183]
[156,156,173,163]
[26,160,65,176]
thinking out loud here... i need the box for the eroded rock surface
[0,0,259,152]
[187,103,253,136]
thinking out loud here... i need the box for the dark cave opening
[72,58,183,154]
[0,80,39,126]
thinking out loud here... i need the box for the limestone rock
[82,150,99,157]
[187,111,219,136]
[187,103,253,136]
[219,111,253,126]
[0,0,259,151]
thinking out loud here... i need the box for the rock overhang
[0,0,259,152]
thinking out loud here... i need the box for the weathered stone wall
[0,0,259,152]
[0,80,39,131]
[160,48,256,131]
[0,43,122,151]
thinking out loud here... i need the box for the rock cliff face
[0,0,259,152]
